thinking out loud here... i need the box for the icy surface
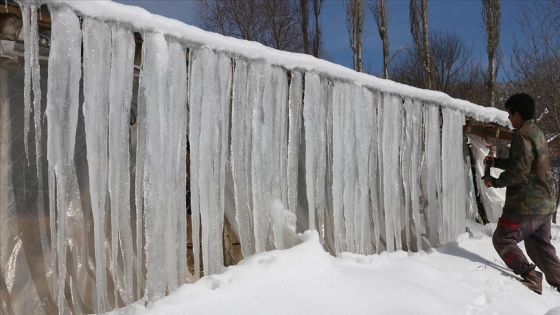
[59,0,510,126]
[83,17,112,312]
[9,0,516,312]
[108,25,136,303]
[45,5,82,310]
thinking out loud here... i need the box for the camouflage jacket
[494,120,556,215]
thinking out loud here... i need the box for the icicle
[24,1,50,292]
[107,25,135,304]
[369,90,381,253]
[442,108,467,242]
[287,71,302,224]
[342,83,357,253]
[83,17,112,313]
[381,94,403,252]
[424,105,442,247]
[135,40,147,296]
[189,48,231,276]
[188,46,203,280]
[324,80,335,252]
[331,81,346,253]
[409,99,424,252]
[17,1,31,162]
[200,51,231,275]
[277,70,290,211]
[315,78,332,246]
[401,98,415,251]
[46,5,82,313]
[167,41,188,287]
[231,59,254,257]
[140,32,169,302]
[303,72,321,231]
[270,67,289,250]
[248,62,269,253]
[355,87,374,254]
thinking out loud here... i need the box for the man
[483,93,560,294]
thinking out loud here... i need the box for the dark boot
[521,270,543,295]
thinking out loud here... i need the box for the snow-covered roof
[52,0,510,127]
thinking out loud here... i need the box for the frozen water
[46,5,82,311]
[107,25,136,304]
[10,1,487,312]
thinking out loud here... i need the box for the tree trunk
[312,0,323,58]
[372,0,389,79]
[420,0,432,89]
[409,0,431,88]
[345,0,364,72]
[300,0,310,54]
[483,0,501,107]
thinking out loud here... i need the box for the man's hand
[483,155,495,167]
[483,176,495,188]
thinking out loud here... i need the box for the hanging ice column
[9,1,481,312]
[137,33,189,302]
[107,25,136,304]
[46,6,81,311]
[188,47,232,278]
[441,108,468,242]
[82,18,111,312]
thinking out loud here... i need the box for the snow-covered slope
[119,222,560,315]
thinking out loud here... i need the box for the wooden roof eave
[464,118,513,141]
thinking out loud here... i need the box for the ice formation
[0,1,510,313]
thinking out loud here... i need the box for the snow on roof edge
[51,0,510,127]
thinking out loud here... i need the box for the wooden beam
[463,118,512,141]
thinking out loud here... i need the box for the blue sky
[117,0,526,81]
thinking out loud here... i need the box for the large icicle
[249,62,270,253]
[189,48,231,276]
[331,81,346,253]
[424,104,442,246]
[354,87,374,254]
[18,1,32,161]
[19,0,49,287]
[368,90,381,253]
[316,79,332,246]
[167,42,189,288]
[46,5,82,312]
[140,32,169,302]
[107,25,135,304]
[83,17,112,313]
[381,94,403,251]
[287,71,302,225]
[199,50,231,275]
[135,40,147,297]
[400,99,412,251]
[231,59,254,257]
[342,83,357,253]
[270,67,289,250]
[188,45,203,280]
[406,99,424,251]
[303,72,322,232]
[441,108,467,242]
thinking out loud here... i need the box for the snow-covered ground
[119,221,560,315]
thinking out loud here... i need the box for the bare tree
[409,0,433,89]
[370,0,389,79]
[344,0,365,72]
[430,31,473,93]
[300,0,311,54]
[482,0,501,107]
[390,31,474,98]
[510,0,560,143]
[195,0,303,52]
[311,0,324,58]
